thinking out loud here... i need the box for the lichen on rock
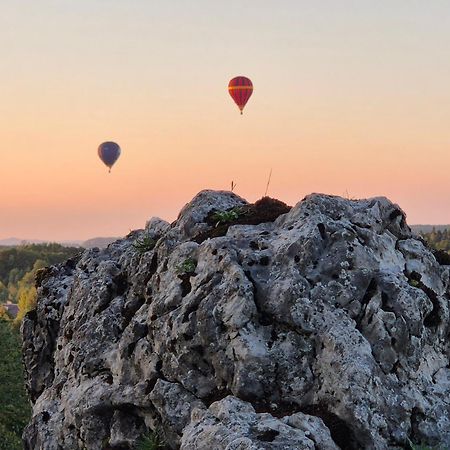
[22,190,450,449]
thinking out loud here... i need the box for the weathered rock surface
[22,190,450,449]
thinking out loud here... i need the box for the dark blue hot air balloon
[98,141,121,172]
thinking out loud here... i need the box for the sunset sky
[2,1,450,241]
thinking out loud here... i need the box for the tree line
[0,244,80,323]
[421,228,450,253]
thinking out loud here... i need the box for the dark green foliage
[0,319,31,450]
[408,439,447,450]
[135,430,166,450]
[177,257,197,274]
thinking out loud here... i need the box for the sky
[1,1,450,240]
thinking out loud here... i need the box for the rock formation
[22,191,450,449]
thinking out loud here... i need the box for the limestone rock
[22,191,450,449]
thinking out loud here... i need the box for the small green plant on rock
[133,234,156,254]
[211,208,242,227]
[177,257,197,274]
[135,430,165,450]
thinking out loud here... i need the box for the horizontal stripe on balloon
[228,86,253,90]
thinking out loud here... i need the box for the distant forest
[0,244,80,322]
[411,224,450,234]
[420,228,450,253]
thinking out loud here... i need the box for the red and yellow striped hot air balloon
[228,76,253,115]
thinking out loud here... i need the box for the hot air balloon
[98,141,121,173]
[228,76,253,115]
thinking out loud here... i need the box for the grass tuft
[135,431,165,450]
[177,257,197,274]
[133,234,156,254]
[211,208,242,227]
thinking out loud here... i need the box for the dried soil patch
[194,197,291,243]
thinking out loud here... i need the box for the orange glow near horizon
[2,2,450,240]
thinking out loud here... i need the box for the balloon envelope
[228,76,253,114]
[98,142,121,171]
